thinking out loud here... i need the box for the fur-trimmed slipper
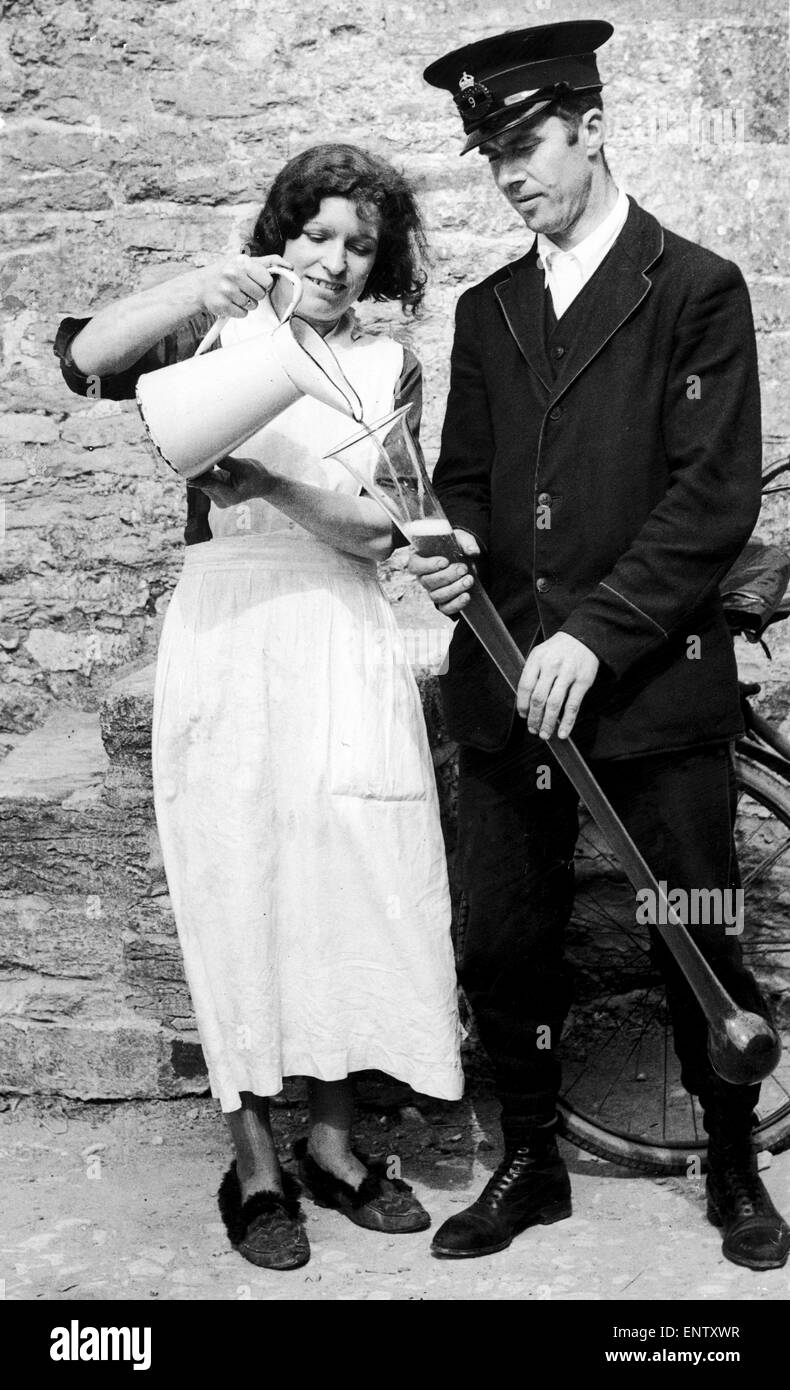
[294,1138,430,1234]
[217,1161,310,1269]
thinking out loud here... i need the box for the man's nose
[495,155,525,194]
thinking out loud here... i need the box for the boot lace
[710,1142,763,1218]
[726,1167,763,1219]
[480,1149,537,1203]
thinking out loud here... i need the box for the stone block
[0,705,106,802]
[0,457,30,485]
[762,384,790,440]
[168,1037,207,1083]
[0,975,119,1023]
[0,414,60,444]
[123,933,196,1028]
[751,282,790,333]
[59,406,143,450]
[0,893,123,979]
[698,22,788,143]
[0,685,55,737]
[24,628,95,674]
[0,1017,204,1100]
[0,699,158,895]
[100,663,157,762]
[0,805,139,898]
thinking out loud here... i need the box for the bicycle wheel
[559,750,790,1173]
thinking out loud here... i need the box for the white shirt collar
[537,186,630,275]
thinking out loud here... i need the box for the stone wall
[1,0,789,1101]
[0,665,458,1099]
[1,0,789,743]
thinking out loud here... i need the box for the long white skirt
[152,534,464,1112]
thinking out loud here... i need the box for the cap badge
[454,71,494,118]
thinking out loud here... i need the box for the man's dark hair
[546,90,609,169]
[246,144,429,315]
[550,89,604,139]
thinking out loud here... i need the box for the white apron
[151,302,464,1111]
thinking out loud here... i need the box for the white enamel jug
[135,267,364,480]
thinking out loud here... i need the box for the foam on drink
[405,516,462,560]
[404,518,453,539]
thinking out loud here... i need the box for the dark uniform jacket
[433,195,762,760]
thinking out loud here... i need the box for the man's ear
[582,108,606,158]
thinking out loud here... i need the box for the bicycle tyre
[558,749,790,1174]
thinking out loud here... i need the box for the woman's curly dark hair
[245,144,429,315]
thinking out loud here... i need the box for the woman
[54,145,463,1270]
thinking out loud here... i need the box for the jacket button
[552,345,565,359]
[536,577,551,593]
[537,492,552,506]
[549,405,563,420]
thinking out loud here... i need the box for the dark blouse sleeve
[385,345,424,549]
[53,311,217,399]
[53,311,217,546]
[394,344,423,441]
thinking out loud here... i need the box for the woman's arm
[193,457,395,562]
[67,254,293,377]
[193,345,428,560]
[195,346,429,561]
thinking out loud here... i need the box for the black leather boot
[431,1121,572,1259]
[706,1128,790,1271]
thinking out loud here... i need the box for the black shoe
[294,1138,431,1233]
[431,1125,572,1259]
[706,1141,790,1271]
[217,1162,310,1269]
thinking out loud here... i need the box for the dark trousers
[457,723,768,1148]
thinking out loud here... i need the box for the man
[411,19,790,1269]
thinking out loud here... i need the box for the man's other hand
[517,632,600,740]
[407,529,481,616]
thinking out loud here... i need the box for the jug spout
[277,317,364,423]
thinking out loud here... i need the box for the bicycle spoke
[565,988,665,1117]
[563,752,790,1169]
[574,874,654,954]
[735,808,783,860]
[740,833,790,887]
[581,1025,649,1118]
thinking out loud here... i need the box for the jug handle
[193,266,304,357]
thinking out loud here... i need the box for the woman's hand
[188,456,274,508]
[196,254,294,320]
[66,253,295,380]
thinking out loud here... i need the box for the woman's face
[274,196,381,334]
